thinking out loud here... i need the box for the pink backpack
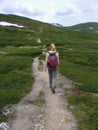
[48,52,58,68]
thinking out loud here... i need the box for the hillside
[0,14,98,48]
[0,14,98,130]
[67,22,98,33]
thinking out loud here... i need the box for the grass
[68,93,98,130]
[59,49,98,129]
[0,46,42,122]
[0,46,42,57]
[60,60,98,92]
[0,55,33,122]
[59,49,98,93]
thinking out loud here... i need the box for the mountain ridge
[67,22,98,33]
[1,13,98,31]
[0,13,98,48]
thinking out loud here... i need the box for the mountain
[0,13,48,27]
[51,23,64,27]
[67,22,98,33]
[0,13,98,48]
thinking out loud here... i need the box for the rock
[2,106,14,117]
[0,122,9,130]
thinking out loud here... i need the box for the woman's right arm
[44,52,49,72]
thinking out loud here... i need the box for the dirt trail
[9,57,78,130]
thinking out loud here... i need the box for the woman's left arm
[56,52,59,72]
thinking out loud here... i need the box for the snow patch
[0,21,24,28]
[52,23,64,27]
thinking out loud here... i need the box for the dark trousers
[47,64,57,90]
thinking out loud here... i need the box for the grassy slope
[0,14,98,129]
[67,22,98,33]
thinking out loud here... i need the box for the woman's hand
[44,65,47,72]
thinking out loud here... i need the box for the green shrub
[68,94,98,130]
[0,54,34,122]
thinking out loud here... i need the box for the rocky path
[9,57,78,130]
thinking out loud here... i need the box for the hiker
[45,43,59,93]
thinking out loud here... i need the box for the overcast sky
[0,0,98,26]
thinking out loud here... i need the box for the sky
[0,0,98,26]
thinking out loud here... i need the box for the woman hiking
[45,43,59,93]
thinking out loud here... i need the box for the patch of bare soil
[8,57,78,130]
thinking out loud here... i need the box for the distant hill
[0,13,98,32]
[0,13,98,48]
[67,22,98,33]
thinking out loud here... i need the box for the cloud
[55,8,75,16]
[0,0,98,26]
[0,0,3,3]
[3,7,16,14]
[18,7,44,17]
[2,4,45,20]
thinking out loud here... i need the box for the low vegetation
[68,93,98,130]
[59,48,98,130]
[0,46,41,122]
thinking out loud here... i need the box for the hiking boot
[52,88,55,94]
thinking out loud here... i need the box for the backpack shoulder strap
[48,51,57,54]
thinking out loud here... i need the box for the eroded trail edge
[9,57,78,130]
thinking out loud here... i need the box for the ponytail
[50,43,56,51]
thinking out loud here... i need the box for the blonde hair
[50,43,56,51]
